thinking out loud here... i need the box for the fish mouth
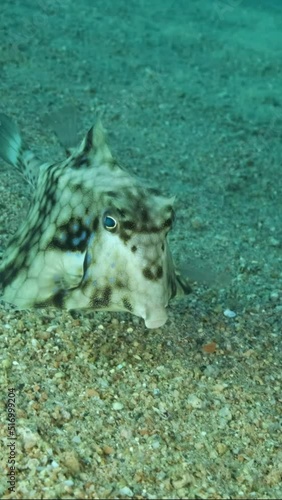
[144,309,168,329]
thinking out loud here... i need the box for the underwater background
[0,0,281,498]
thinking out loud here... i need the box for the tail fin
[0,114,40,187]
[0,114,22,167]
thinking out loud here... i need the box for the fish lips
[144,308,168,329]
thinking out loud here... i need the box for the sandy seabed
[0,0,281,498]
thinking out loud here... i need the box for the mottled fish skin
[0,113,191,328]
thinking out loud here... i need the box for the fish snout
[143,306,168,329]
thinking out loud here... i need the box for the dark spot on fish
[0,265,17,289]
[91,286,112,308]
[106,191,118,198]
[52,289,66,308]
[35,289,66,308]
[1,227,43,288]
[44,165,60,193]
[92,216,99,232]
[163,218,173,228]
[122,297,132,311]
[143,267,154,281]
[51,218,90,251]
[119,230,131,243]
[143,266,163,281]
[156,266,163,279]
[69,182,82,194]
[84,126,94,153]
[117,208,126,218]
[123,220,136,231]
[72,154,91,169]
[131,245,137,253]
[115,279,125,288]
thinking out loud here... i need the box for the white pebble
[270,292,279,301]
[187,394,202,408]
[224,309,236,318]
[218,406,232,421]
[64,479,74,487]
[112,401,124,410]
[119,486,133,497]
[152,440,160,449]
[22,430,38,450]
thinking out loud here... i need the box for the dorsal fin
[69,120,113,169]
[47,107,113,166]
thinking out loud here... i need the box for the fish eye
[103,215,117,231]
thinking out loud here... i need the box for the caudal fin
[0,114,22,167]
[0,113,40,187]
